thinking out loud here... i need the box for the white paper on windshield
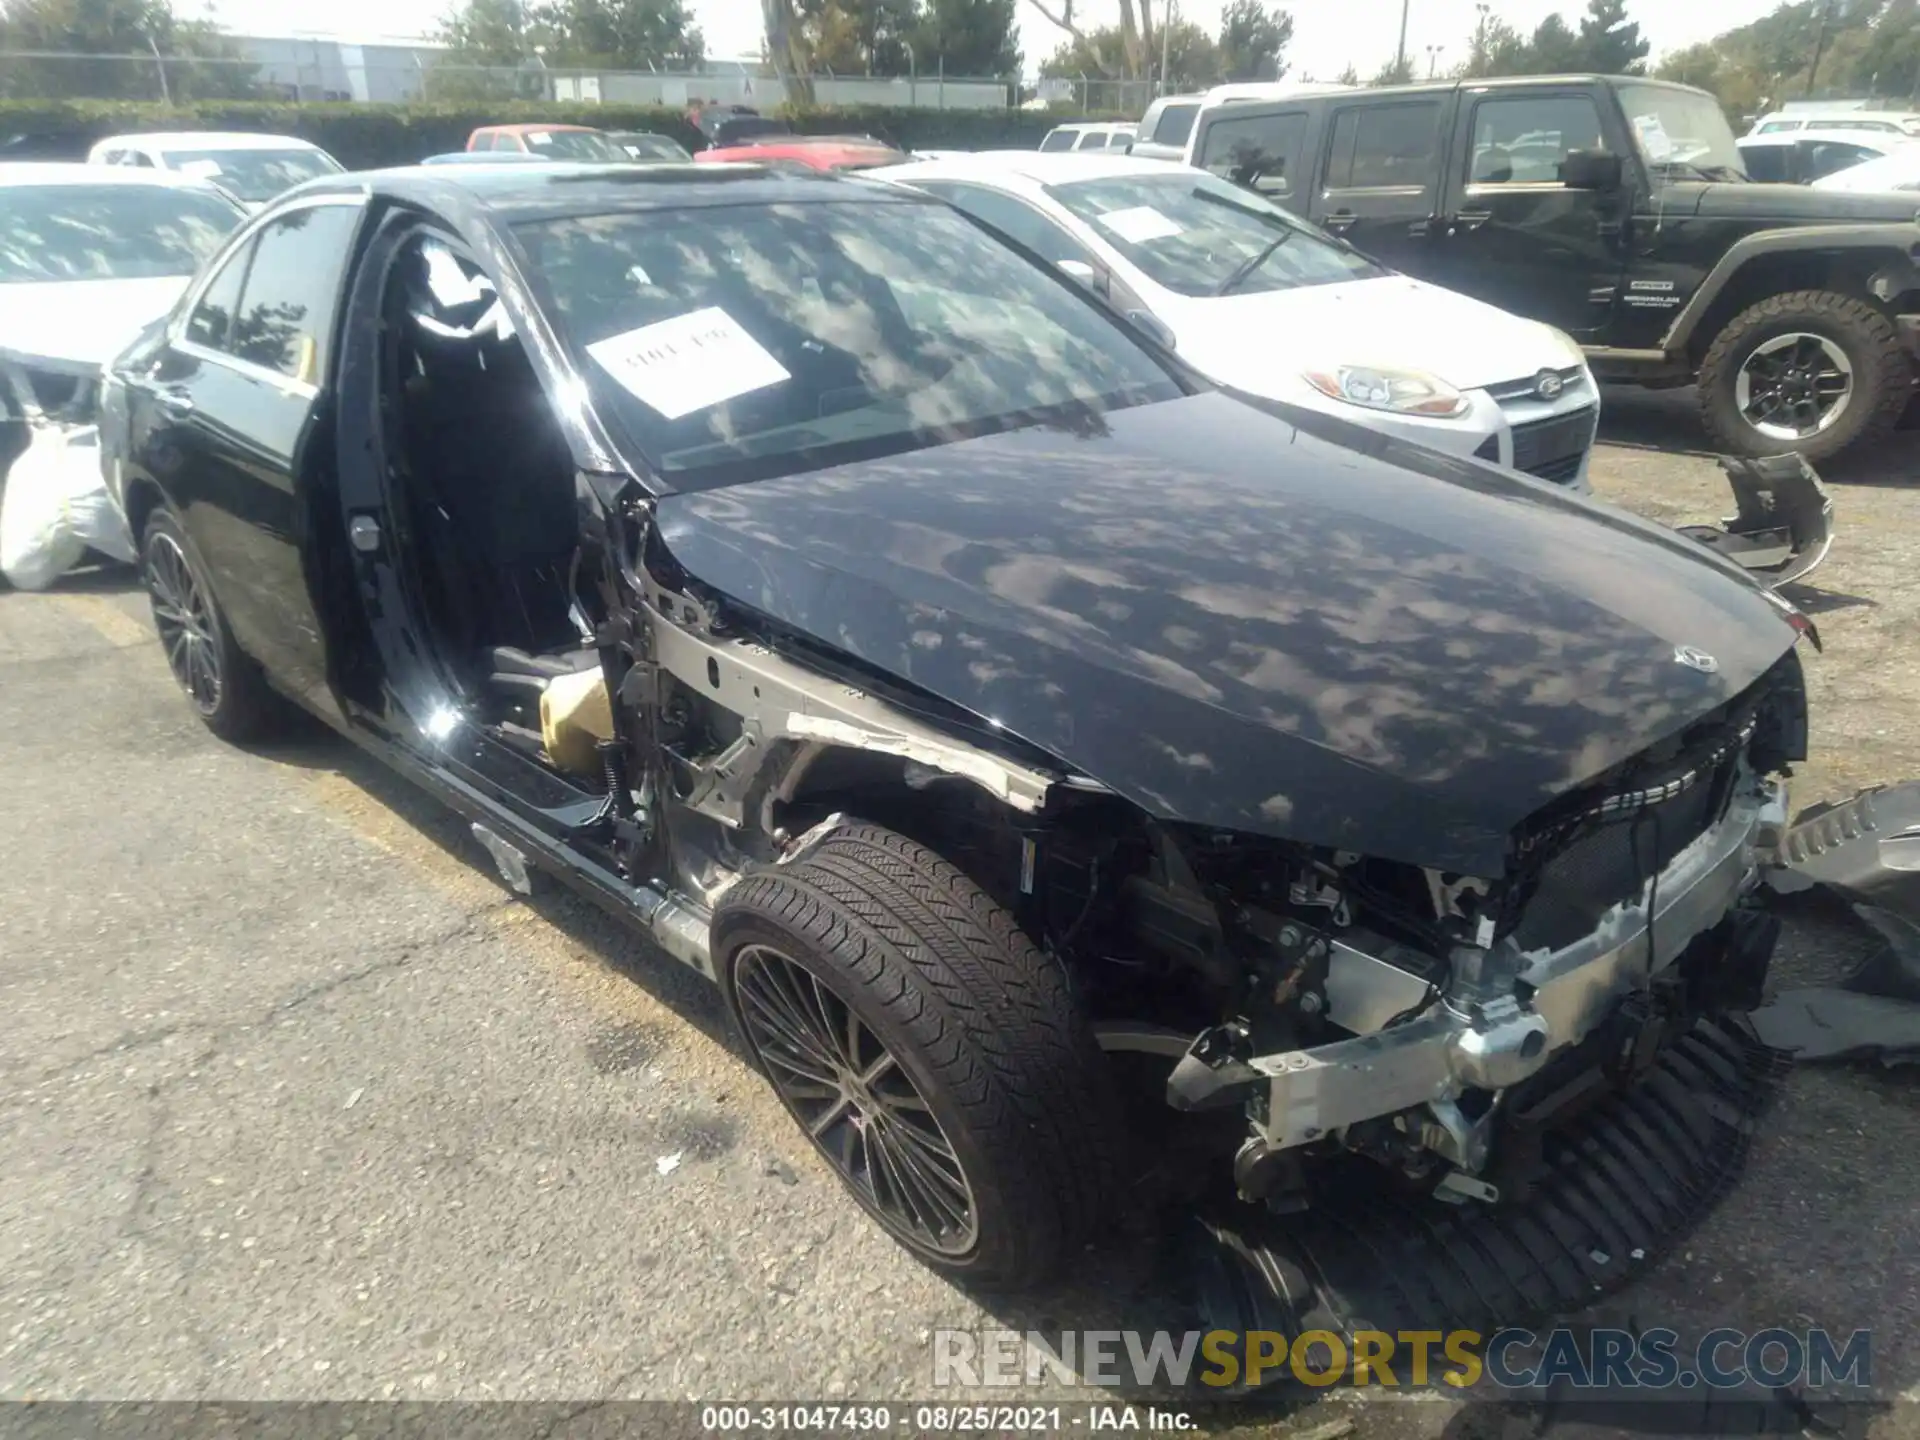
[1096,205,1185,244]
[1632,114,1674,161]
[177,158,224,178]
[586,307,790,419]
[527,131,554,146]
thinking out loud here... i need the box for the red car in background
[693,134,904,172]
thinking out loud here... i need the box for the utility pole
[1426,44,1443,78]
[1395,0,1410,79]
[145,31,171,105]
[1160,0,1175,98]
[1806,0,1835,97]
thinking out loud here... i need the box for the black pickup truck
[1190,74,1920,461]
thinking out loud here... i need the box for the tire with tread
[141,505,291,744]
[1696,288,1912,461]
[713,821,1125,1289]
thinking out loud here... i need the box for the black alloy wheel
[734,941,979,1256]
[139,505,290,743]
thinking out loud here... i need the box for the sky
[193,0,1785,83]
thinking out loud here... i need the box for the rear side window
[1198,110,1308,197]
[1467,95,1606,184]
[1326,102,1442,189]
[1741,145,1790,182]
[227,204,359,383]
[1077,132,1110,150]
[1151,102,1200,146]
[186,239,252,350]
[1039,128,1077,152]
[1756,120,1800,133]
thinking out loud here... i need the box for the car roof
[886,150,1171,186]
[1045,121,1135,132]
[93,131,324,151]
[1738,128,1903,148]
[289,160,925,222]
[0,160,234,189]
[473,123,602,135]
[1195,74,1713,113]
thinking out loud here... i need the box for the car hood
[1687,178,1920,223]
[0,276,191,373]
[1162,275,1575,393]
[655,393,1797,875]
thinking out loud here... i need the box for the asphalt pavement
[2,418,1917,1436]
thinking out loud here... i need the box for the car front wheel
[712,821,1125,1290]
[1697,289,1912,461]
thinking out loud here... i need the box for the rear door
[1434,87,1631,338]
[1309,92,1453,276]
[135,197,366,718]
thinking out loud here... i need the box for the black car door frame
[1307,90,1458,275]
[1435,84,1635,339]
[151,192,370,725]
[332,206,649,851]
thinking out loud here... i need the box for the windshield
[516,199,1183,491]
[619,134,692,162]
[0,184,241,283]
[1046,170,1386,298]
[1617,84,1746,179]
[523,129,628,162]
[165,147,341,202]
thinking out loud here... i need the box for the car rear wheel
[141,506,290,744]
[712,821,1125,1289]
[1697,290,1912,461]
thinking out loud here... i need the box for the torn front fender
[1674,453,1834,591]
[1766,782,1920,922]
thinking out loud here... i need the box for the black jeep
[1191,75,1920,462]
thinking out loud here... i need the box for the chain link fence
[0,48,1048,112]
[1033,76,1157,115]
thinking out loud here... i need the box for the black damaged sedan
[102,162,1813,1290]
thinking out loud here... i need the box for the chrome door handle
[1449,210,1492,235]
[155,387,194,417]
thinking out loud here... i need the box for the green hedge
[0,98,1128,168]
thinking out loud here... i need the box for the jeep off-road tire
[140,505,292,744]
[1697,289,1912,462]
[712,821,1124,1290]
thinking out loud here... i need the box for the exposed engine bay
[562,537,1812,1216]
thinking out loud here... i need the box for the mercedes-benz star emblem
[1673,645,1719,674]
[1534,369,1565,400]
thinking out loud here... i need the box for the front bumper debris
[1171,775,1789,1161]
[1185,1016,1789,1391]
[1765,781,1920,922]
[1675,453,1834,590]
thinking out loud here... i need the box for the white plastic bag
[0,425,133,590]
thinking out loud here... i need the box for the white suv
[884,151,1600,489]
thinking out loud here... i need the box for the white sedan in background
[882,152,1600,490]
[88,131,343,211]
[0,164,246,586]
[1814,144,1920,192]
